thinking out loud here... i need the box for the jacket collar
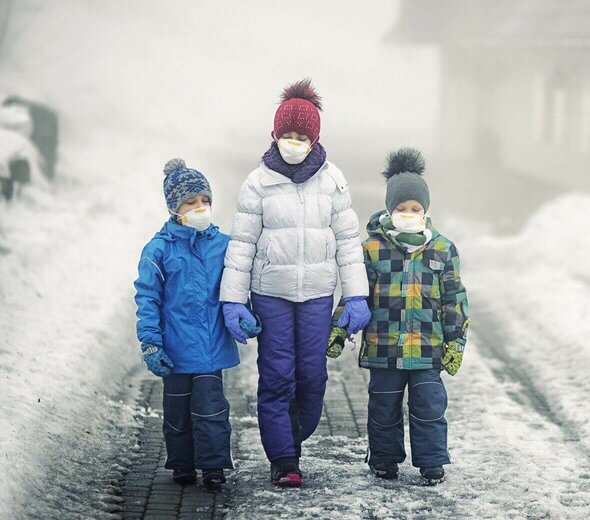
[159,219,218,241]
[258,161,328,187]
[366,209,440,253]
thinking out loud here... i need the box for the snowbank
[456,193,590,450]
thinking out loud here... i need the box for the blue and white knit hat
[163,158,212,214]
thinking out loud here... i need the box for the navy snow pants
[367,368,451,468]
[251,293,333,463]
[162,371,233,471]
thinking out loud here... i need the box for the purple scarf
[261,142,327,184]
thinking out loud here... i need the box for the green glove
[327,326,348,359]
[441,341,465,376]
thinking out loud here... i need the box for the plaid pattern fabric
[333,210,468,370]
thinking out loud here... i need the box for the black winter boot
[420,466,445,484]
[270,458,303,487]
[369,462,399,480]
[172,468,197,485]
[202,469,226,492]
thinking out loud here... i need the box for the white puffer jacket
[220,161,369,303]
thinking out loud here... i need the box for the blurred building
[389,0,590,192]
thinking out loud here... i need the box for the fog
[2,3,590,518]
[0,0,441,233]
[1,0,587,234]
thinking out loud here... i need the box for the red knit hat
[273,79,322,143]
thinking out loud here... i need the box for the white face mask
[391,212,426,233]
[277,138,312,164]
[173,205,212,231]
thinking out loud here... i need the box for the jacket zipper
[297,184,305,300]
[191,234,211,364]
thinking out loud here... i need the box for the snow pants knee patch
[409,381,447,423]
[163,372,233,471]
[366,369,407,465]
[190,373,233,470]
[407,373,450,468]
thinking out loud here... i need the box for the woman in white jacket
[220,79,370,486]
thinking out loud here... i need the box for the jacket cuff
[339,263,369,298]
[220,268,250,304]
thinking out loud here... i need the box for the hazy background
[1,2,590,518]
[2,0,585,237]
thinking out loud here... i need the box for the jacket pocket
[420,254,445,300]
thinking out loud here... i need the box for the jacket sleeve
[133,240,165,347]
[329,174,369,299]
[220,174,263,304]
[331,243,376,325]
[441,243,469,346]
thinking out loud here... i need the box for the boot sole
[173,475,197,486]
[373,472,399,480]
[420,476,445,486]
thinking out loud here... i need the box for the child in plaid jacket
[331,148,468,483]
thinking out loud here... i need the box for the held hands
[223,302,258,344]
[441,341,465,376]
[337,297,371,335]
[141,344,174,377]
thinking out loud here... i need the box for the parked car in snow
[0,96,58,202]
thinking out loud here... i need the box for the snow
[1,0,589,518]
[227,343,590,519]
[454,193,590,452]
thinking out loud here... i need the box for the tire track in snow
[472,299,590,512]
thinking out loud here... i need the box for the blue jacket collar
[159,219,218,241]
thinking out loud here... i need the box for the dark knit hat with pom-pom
[273,78,322,143]
[162,158,212,214]
[383,148,430,213]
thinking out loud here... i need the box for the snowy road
[2,1,590,518]
[215,301,590,519]
[109,293,590,520]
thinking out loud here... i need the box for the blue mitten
[337,297,372,335]
[141,344,174,377]
[223,302,257,344]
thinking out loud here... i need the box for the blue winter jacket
[134,219,240,374]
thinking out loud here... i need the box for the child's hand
[337,297,371,335]
[223,303,256,344]
[141,344,174,377]
[327,326,348,359]
[441,341,465,376]
[239,314,263,339]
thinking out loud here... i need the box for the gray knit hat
[383,148,429,213]
[162,158,212,214]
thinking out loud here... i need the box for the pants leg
[251,293,298,462]
[367,368,407,466]
[190,370,234,470]
[163,374,194,470]
[408,369,451,468]
[294,295,333,442]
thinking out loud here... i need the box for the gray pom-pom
[383,148,425,179]
[163,158,186,176]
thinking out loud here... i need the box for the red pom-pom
[280,78,322,111]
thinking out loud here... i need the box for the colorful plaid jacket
[334,210,468,370]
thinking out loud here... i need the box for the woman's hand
[223,302,257,344]
[337,297,371,335]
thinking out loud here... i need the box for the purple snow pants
[251,292,333,463]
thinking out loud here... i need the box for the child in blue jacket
[134,158,248,490]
